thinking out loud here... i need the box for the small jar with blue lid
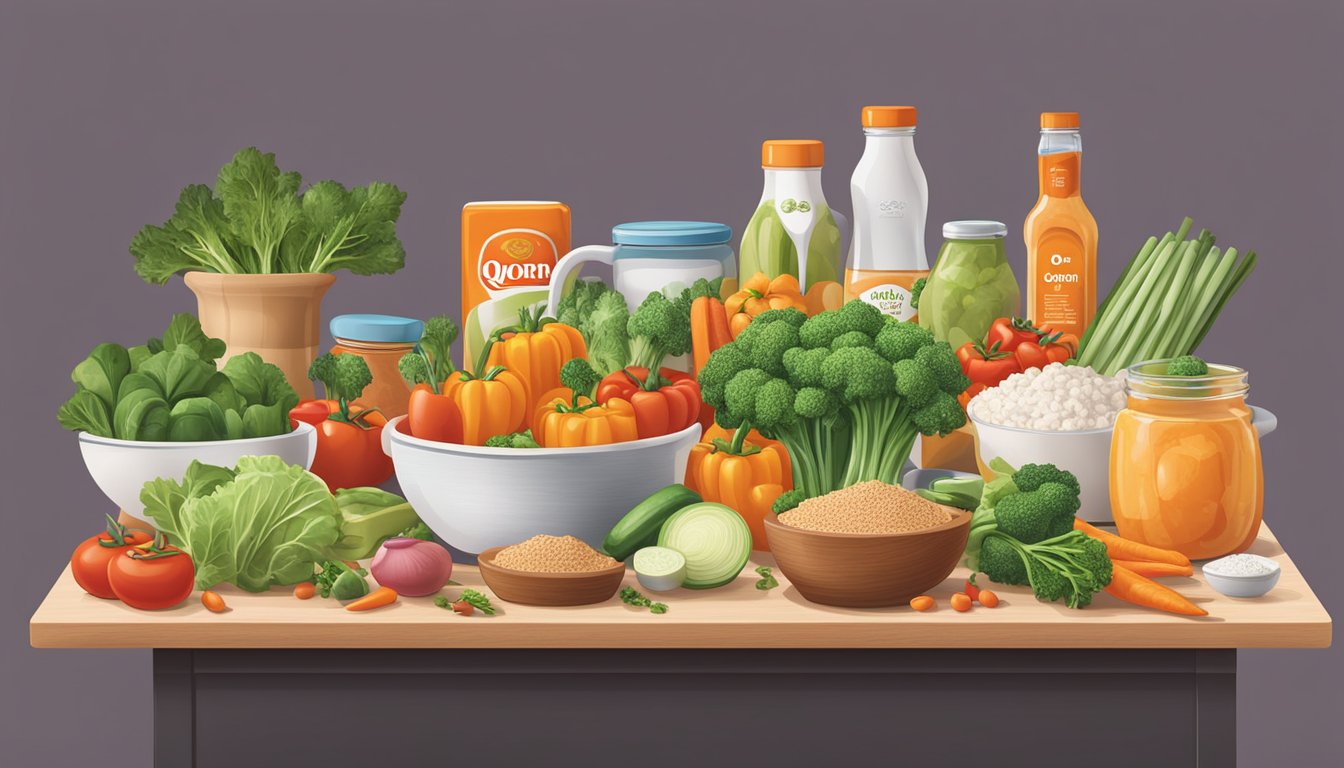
[329,314,425,419]
[547,221,737,315]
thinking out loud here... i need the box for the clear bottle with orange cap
[1024,112,1098,340]
[845,106,929,321]
[739,139,845,295]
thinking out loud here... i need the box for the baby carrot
[293,582,315,600]
[201,591,227,613]
[1106,565,1207,616]
[1074,519,1191,568]
[950,593,973,612]
[346,586,398,612]
[977,589,1000,608]
[909,595,935,612]
[1112,559,1194,579]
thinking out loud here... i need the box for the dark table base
[155,648,1235,767]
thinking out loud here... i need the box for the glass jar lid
[330,314,424,344]
[1125,360,1249,401]
[943,220,1007,239]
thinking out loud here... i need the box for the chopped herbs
[620,586,669,615]
[754,566,779,591]
[434,589,496,616]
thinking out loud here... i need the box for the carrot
[1112,559,1194,579]
[1106,565,1207,616]
[950,593,973,612]
[345,586,398,612]
[293,582,316,600]
[977,590,1000,608]
[201,591,227,613]
[909,595,935,612]
[1074,519,1190,568]
[691,296,733,376]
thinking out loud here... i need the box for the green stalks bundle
[1076,217,1256,376]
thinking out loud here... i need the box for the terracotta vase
[183,272,336,399]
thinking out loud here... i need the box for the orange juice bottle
[460,202,570,370]
[1024,112,1097,339]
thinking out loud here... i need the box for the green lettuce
[142,457,342,591]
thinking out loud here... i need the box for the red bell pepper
[596,366,702,440]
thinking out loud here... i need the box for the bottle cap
[862,106,917,128]
[1041,112,1080,129]
[943,220,1008,239]
[330,314,424,344]
[762,140,825,168]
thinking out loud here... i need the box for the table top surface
[29,523,1331,650]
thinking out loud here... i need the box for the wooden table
[30,524,1331,768]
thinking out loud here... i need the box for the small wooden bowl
[477,546,627,607]
[764,509,972,608]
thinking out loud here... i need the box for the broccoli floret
[994,482,1080,544]
[835,300,886,337]
[1012,463,1081,497]
[911,391,966,436]
[750,320,802,376]
[398,352,431,387]
[399,315,458,393]
[627,291,692,379]
[798,311,848,350]
[1012,532,1112,608]
[783,347,829,388]
[556,279,608,330]
[910,277,927,311]
[585,290,631,375]
[1167,355,1209,377]
[724,368,774,423]
[793,386,839,419]
[483,430,540,449]
[559,357,602,406]
[698,343,751,407]
[979,535,1029,585]
[821,347,896,403]
[771,489,806,515]
[831,331,875,351]
[892,358,939,409]
[914,342,969,394]
[308,353,373,422]
[874,321,934,363]
[750,307,808,329]
[754,378,798,430]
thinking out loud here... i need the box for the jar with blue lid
[546,220,736,314]
[330,314,424,418]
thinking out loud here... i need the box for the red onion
[370,538,453,596]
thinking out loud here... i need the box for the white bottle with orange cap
[845,105,929,321]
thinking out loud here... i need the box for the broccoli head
[831,331,876,351]
[750,307,808,329]
[750,320,802,376]
[559,357,602,406]
[793,386,839,419]
[555,279,608,330]
[698,342,751,407]
[419,315,460,382]
[993,481,1080,543]
[892,358,939,409]
[914,342,970,394]
[821,347,896,403]
[585,290,631,375]
[874,321,935,363]
[398,351,432,388]
[308,353,372,419]
[628,291,692,372]
[835,299,886,337]
[1167,355,1209,377]
[753,378,798,431]
[979,535,1029,585]
[798,310,848,350]
[910,391,966,436]
[1011,463,1081,497]
[724,368,774,424]
[771,489,806,515]
[783,346,830,388]
[910,277,927,311]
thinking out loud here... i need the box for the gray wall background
[2,0,1339,765]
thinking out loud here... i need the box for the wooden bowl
[476,547,627,607]
[764,509,972,608]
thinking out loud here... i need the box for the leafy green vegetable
[619,586,668,614]
[142,456,342,591]
[130,147,407,282]
[754,566,779,591]
[556,279,632,376]
[400,521,435,541]
[314,560,369,599]
[398,315,459,394]
[329,487,424,560]
[57,315,298,442]
[482,430,541,449]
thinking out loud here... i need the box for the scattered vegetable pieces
[201,591,227,613]
[346,586,399,612]
[293,582,316,600]
[754,566,779,591]
[909,595,935,612]
[435,589,496,616]
[977,589,1000,608]
[951,592,973,612]
[620,586,668,614]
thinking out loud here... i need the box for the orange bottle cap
[1041,112,1080,129]
[862,106,917,128]
[762,140,825,168]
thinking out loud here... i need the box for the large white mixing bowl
[77,422,317,518]
[383,415,700,554]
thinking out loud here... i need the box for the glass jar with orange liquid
[1109,362,1264,560]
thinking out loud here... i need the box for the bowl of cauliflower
[965,363,1125,522]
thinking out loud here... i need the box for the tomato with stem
[70,515,155,599]
[107,534,196,610]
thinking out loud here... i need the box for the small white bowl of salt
[1202,554,1281,598]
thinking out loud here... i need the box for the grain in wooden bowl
[766,481,971,608]
[478,535,627,607]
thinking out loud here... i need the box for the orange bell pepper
[685,422,793,550]
[482,305,586,428]
[725,272,808,339]
[443,366,527,445]
[533,396,638,448]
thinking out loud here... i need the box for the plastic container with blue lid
[610,221,733,247]
[329,314,424,418]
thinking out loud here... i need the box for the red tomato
[405,385,464,444]
[108,545,196,610]
[70,518,155,599]
[986,317,1039,352]
[1014,341,1050,371]
[957,342,1022,388]
[307,404,395,491]
[290,399,335,427]
[596,367,702,439]
[964,578,981,602]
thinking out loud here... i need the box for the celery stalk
[1076,233,1170,367]
[1188,250,1256,352]
[1104,239,1189,374]
[1173,247,1240,355]
[1076,235,1159,355]
[1085,237,1180,373]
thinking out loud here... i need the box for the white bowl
[1202,555,1281,598]
[383,415,700,554]
[966,400,1115,522]
[78,421,317,518]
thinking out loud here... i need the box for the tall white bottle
[845,105,930,321]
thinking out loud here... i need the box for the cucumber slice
[657,502,751,590]
[633,546,687,592]
[604,484,701,561]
